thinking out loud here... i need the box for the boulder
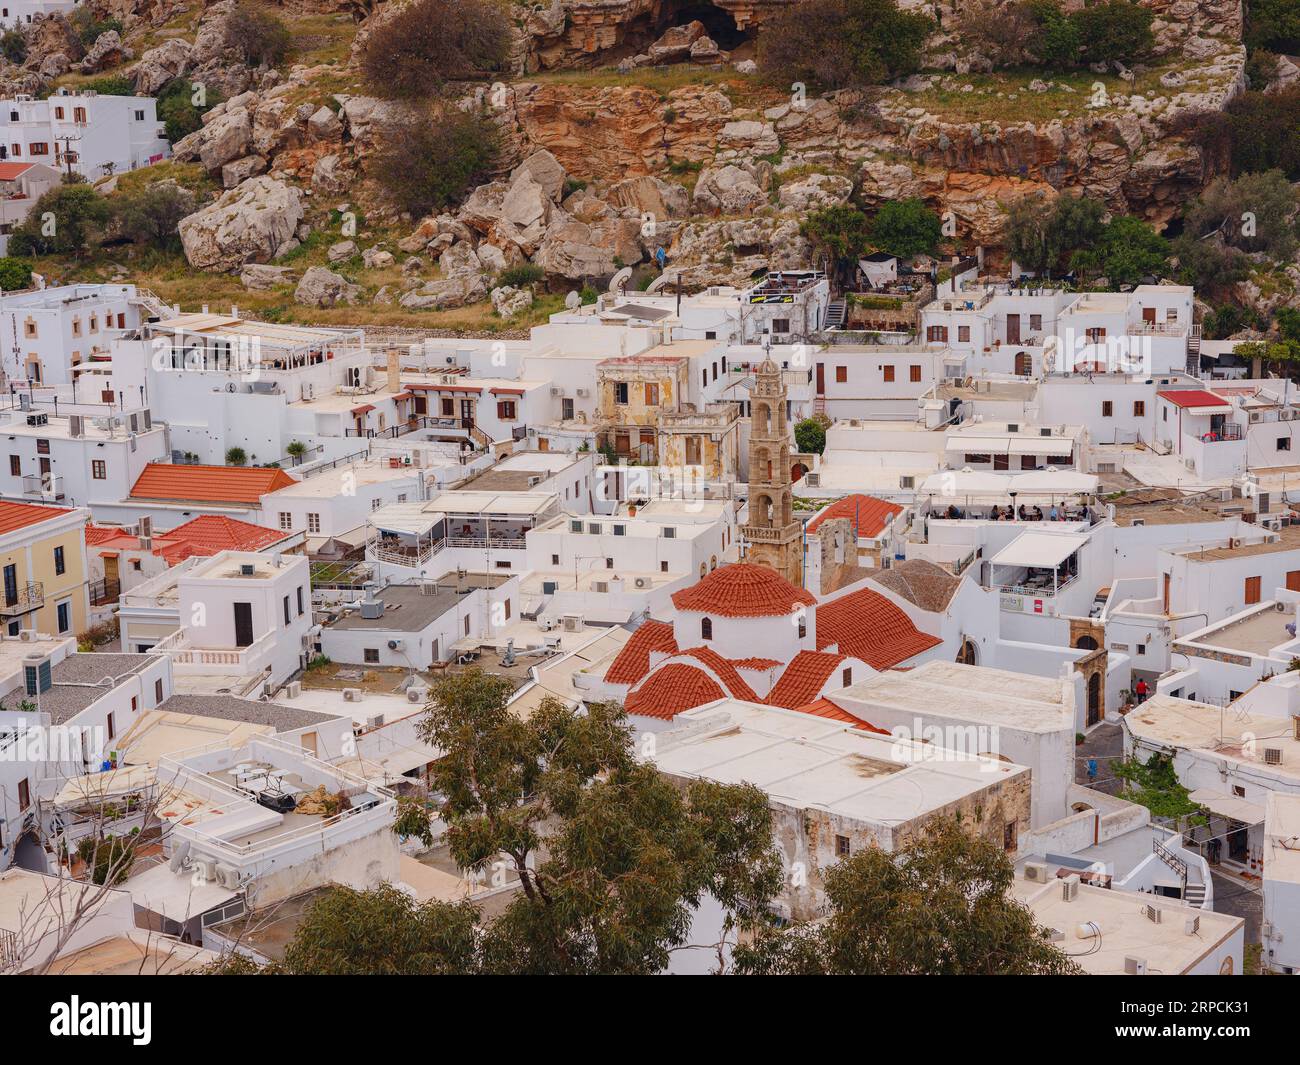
[509,149,567,203]
[399,273,487,310]
[692,163,770,215]
[189,107,254,172]
[605,175,690,219]
[80,31,132,74]
[307,105,342,141]
[221,155,266,189]
[295,267,360,308]
[240,264,297,290]
[132,38,193,95]
[491,285,533,319]
[311,153,350,194]
[647,20,706,64]
[777,173,854,211]
[328,239,358,263]
[178,176,305,272]
[362,246,395,269]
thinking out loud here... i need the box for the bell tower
[742,355,802,585]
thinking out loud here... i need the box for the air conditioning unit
[899,475,915,489]
[1265,747,1283,765]
[196,859,219,883]
[550,387,565,397]
[1184,915,1200,935]
[1060,875,1080,902]
[387,639,405,651]
[285,681,301,699]
[562,615,583,633]
[1124,955,1148,975]
[804,472,820,487]
[216,864,241,890]
[1023,861,1052,883]
[342,687,363,702]
[406,686,428,703]
[1142,903,1162,924]
[634,577,649,589]
[365,713,384,729]
[25,413,47,427]
[576,388,589,397]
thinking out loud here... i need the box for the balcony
[1,582,43,616]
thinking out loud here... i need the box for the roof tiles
[816,586,941,669]
[129,463,297,506]
[671,563,815,618]
[806,494,903,537]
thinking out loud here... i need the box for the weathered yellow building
[0,501,91,639]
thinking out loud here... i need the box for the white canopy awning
[991,531,1089,569]
[1189,788,1266,825]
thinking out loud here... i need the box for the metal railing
[1,582,43,615]
[88,577,120,606]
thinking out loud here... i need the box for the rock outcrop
[178,176,305,272]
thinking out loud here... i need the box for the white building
[0,90,169,179]
[1262,791,1300,974]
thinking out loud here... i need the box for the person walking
[1134,677,1149,704]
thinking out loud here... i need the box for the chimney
[24,652,52,697]
[387,348,400,394]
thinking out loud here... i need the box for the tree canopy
[869,198,942,258]
[360,0,512,99]
[734,819,1082,975]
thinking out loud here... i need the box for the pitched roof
[1157,389,1231,410]
[671,563,815,618]
[624,663,726,720]
[791,697,889,733]
[0,161,33,180]
[0,500,72,537]
[817,586,941,669]
[806,494,903,537]
[676,646,760,702]
[152,515,289,565]
[765,650,848,709]
[604,620,678,685]
[129,463,297,506]
[869,559,963,612]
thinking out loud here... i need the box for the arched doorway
[791,462,807,482]
[956,638,978,665]
[1076,634,1099,651]
[1014,351,1032,376]
[13,831,48,873]
[1086,671,1102,727]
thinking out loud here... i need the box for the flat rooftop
[1178,525,1300,561]
[1126,694,1300,783]
[327,574,510,633]
[831,659,1074,734]
[1264,792,1300,887]
[1182,605,1296,658]
[1013,873,1241,975]
[0,652,164,726]
[652,700,1030,830]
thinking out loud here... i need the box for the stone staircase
[824,299,847,330]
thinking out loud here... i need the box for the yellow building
[0,501,91,639]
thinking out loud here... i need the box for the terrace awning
[1189,788,1266,825]
[991,531,1089,569]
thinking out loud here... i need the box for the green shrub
[1073,0,1154,65]
[0,28,26,64]
[80,75,135,96]
[157,78,222,142]
[757,0,932,91]
[360,0,511,100]
[226,1,291,67]
[0,257,32,291]
[8,184,112,257]
[370,107,500,215]
[113,180,197,252]
[226,447,248,466]
[497,263,544,288]
[70,8,123,46]
[869,198,942,258]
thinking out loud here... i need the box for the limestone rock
[178,176,305,272]
[491,285,534,319]
[240,264,297,290]
[295,267,360,308]
[328,239,358,263]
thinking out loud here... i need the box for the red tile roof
[624,663,726,720]
[152,515,289,565]
[604,620,678,685]
[816,586,941,669]
[791,697,889,733]
[0,500,72,536]
[129,463,297,506]
[1157,389,1230,410]
[765,650,848,709]
[676,646,760,702]
[85,523,133,547]
[734,657,781,671]
[0,162,33,181]
[671,563,816,618]
[806,494,903,537]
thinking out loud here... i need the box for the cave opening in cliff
[625,0,752,54]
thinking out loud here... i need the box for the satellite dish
[608,266,632,294]
[168,841,191,873]
[564,290,581,310]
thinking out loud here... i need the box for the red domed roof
[671,563,815,618]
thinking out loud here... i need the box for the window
[835,835,851,857]
[772,318,790,334]
[1162,407,1168,422]
[364,648,380,663]
[705,330,716,340]
[842,668,852,686]
[1004,820,1018,852]
[1280,437,1292,452]
[307,513,321,534]
[496,399,517,420]
[1133,401,1145,417]
[613,524,626,536]
[7,456,16,476]
[605,557,614,569]
[283,595,291,625]
[1232,784,1247,798]
[1101,401,1113,417]
[8,144,17,157]
[18,777,29,811]
[56,600,70,634]
[28,142,47,155]
[662,527,676,538]
[22,319,35,338]
[134,109,145,122]
[278,512,292,530]
[1245,576,1262,604]
[53,546,64,576]
[958,325,970,342]
[570,519,583,533]
[551,553,560,565]
[909,365,921,383]
[701,617,712,640]
[883,365,895,383]
[91,459,106,480]
[645,382,660,405]
[1030,314,1042,331]
[157,678,167,703]
[441,397,454,416]
[963,453,993,464]
[106,712,115,741]
[926,325,948,343]
[297,586,305,616]
[614,382,629,404]
[73,107,86,123]
[835,365,847,383]
[660,560,669,572]
[797,617,807,639]
[1136,644,1146,655]
[54,106,63,119]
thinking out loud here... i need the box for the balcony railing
[89,577,120,606]
[1,582,43,616]
[1198,424,1243,443]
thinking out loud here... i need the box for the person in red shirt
[1134,678,1149,703]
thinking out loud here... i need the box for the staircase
[825,299,847,330]
[1186,324,1202,376]
[813,396,827,416]
[1183,880,1208,908]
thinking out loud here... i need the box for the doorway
[1006,314,1021,344]
[1086,671,1102,727]
[233,602,253,647]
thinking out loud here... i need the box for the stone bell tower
[742,355,802,585]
